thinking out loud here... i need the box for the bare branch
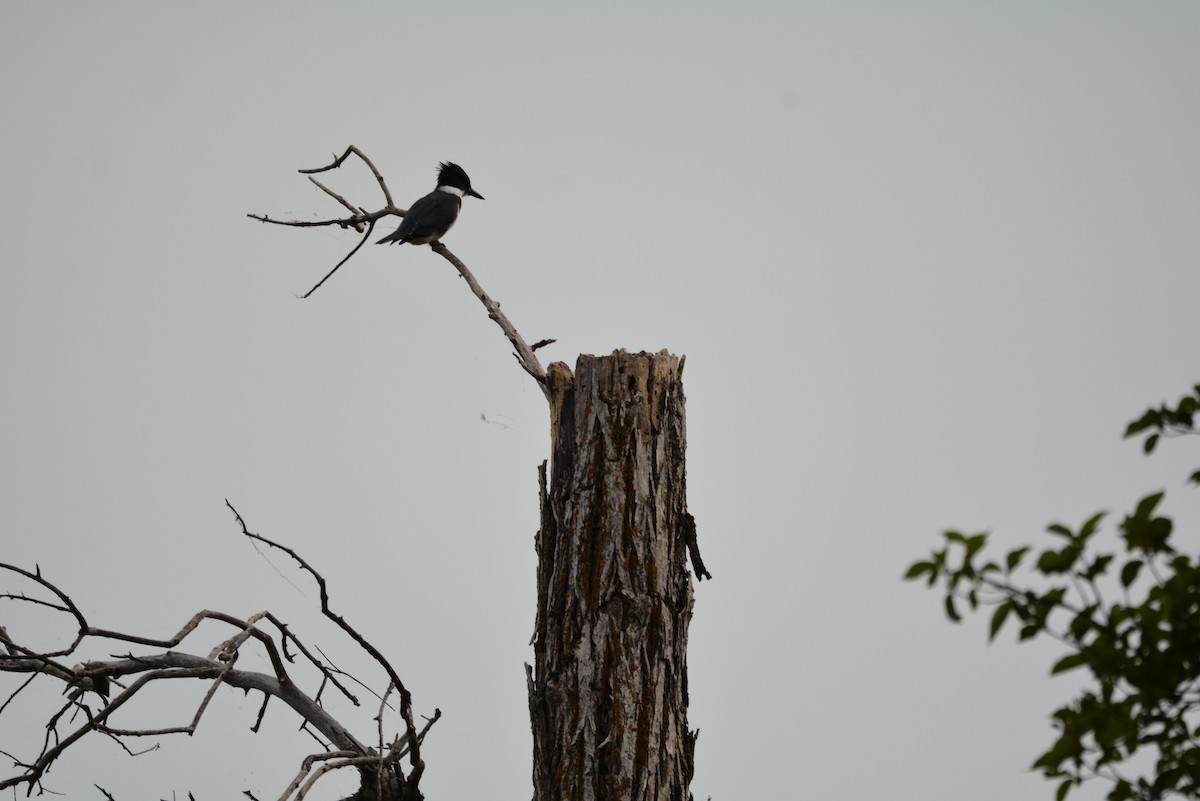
[250,146,555,399]
[277,749,357,801]
[299,145,395,209]
[251,691,271,733]
[1,526,431,801]
[431,242,549,393]
[299,219,377,300]
[225,500,428,787]
[306,175,365,220]
[0,670,40,717]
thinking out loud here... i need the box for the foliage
[906,384,1200,801]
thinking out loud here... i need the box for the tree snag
[528,350,707,801]
[251,151,711,799]
[0,504,437,801]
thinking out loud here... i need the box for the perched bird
[377,162,484,247]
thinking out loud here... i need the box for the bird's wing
[405,191,461,240]
[378,192,431,244]
[377,191,461,244]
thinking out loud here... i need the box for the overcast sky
[2,3,1198,800]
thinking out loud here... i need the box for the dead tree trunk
[528,350,704,801]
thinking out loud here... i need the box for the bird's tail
[376,230,405,245]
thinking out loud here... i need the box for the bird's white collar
[437,185,466,198]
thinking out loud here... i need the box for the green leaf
[1037,547,1080,574]
[964,533,987,559]
[1147,516,1173,551]
[1124,410,1159,438]
[1109,779,1134,801]
[1037,550,1063,573]
[1050,652,1088,675]
[989,600,1013,642]
[1189,469,1200,486]
[904,561,933,581]
[1122,491,1170,553]
[1056,777,1072,801]
[1079,511,1107,540]
[1135,491,1165,520]
[1006,546,1030,571]
[1083,554,1113,579]
[1044,587,1067,605]
[1144,432,1160,454]
[1120,560,1143,587]
[945,594,961,623]
[1047,523,1073,539]
[1069,608,1095,640]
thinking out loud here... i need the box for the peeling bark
[529,350,698,801]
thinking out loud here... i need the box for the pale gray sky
[2,3,1198,800]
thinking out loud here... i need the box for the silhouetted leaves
[905,382,1200,801]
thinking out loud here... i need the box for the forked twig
[0,516,436,800]
[225,500,430,788]
[249,145,551,393]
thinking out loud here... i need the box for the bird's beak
[467,188,485,200]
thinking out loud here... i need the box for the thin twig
[299,220,377,299]
[306,176,365,220]
[226,500,428,786]
[300,145,395,209]
[1,549,425,798]
[431,242,549,393]
[250,146,555,400]
[277,750,357,801]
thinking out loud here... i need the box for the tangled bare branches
[0,503,437,801]
[249,145,551,395]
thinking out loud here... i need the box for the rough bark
[528,349,698,801]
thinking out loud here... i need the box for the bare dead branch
[0,591,71,614]
[1,528,432,801]
[246,211,379,229]
[295,756,363,801]
[306,175,365,220]
[278,750,358,801]
[299,145,395,209]
[682,512,712,581]
[224,500,428,787]
[251,691,271,733]
[250,145,555,399]
[263,613,359,706]
[247,145,405,300]
[431,242,549,394]
[0,670,39,716]
[377,683,392,776]
[97,729,158,758]
[0,563,88,656]
[298,219,377,300]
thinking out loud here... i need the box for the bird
[377,162,484,247]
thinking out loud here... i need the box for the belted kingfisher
[377,162,484,247]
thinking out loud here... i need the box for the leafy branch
[906,383,1200,801]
